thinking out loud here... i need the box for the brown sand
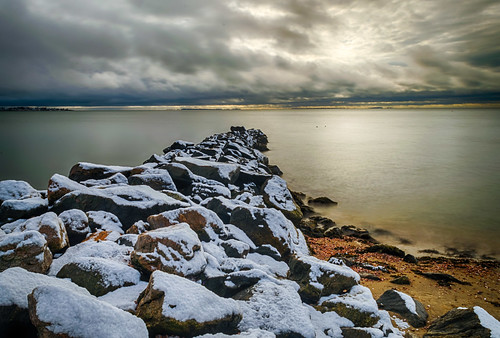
[306,235,500,337]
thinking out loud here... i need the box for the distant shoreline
[0,106,72,112]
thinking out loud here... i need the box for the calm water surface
[1,109,499,257]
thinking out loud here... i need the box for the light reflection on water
[1,108,499,257]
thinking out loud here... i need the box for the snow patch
[473,306,500,337]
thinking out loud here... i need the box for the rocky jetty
[1,127,498,337]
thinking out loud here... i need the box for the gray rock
[174,157,240,185]
[59,209,91,245]
[69,162,133,182]
[424,306,499,337]
[377,289,428,328]
[0,196,48,223]
[0,180,40,204]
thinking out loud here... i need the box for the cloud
[0,0,499,106]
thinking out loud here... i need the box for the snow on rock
[87,210,124,234]
[288,253,360,304]
[474,306,500,337]
[0,231,52,273]
[245,253,289,277]
[69,162,134,182]
[236,280,316,338]
[131,223,207,277]
[195,328,276,338]
[59,209,91,245]
[174,156,241,185]
[128,167,177,191]
[81,172,129,187]
[426,306,499,337]
[56,256,141,296]
[52,184,190,229]
[136,270,242,336]
[98,281,148,312]
[47,173,88,204]
[1,212,68,253]
[49,240,132,276]
[262,175,302,225]
[229,205,308,260]
[0,180,40,204]
[0,196,48,223]
[377,289,428,328]
[28,285,148,338]
[147,206,227,242]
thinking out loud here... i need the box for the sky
[1,0,499,108]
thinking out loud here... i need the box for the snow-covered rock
[288,254,360,304]
[128,167,177,191]
[0,231,52,273]
[81,172,129,187]
[0,196,48,223]
[262,175,302,225]
[47,173,88,204]
[0,180,40,204]
[131,223,207,277]
[28,284,148,338]
[377,289,428,328]
[69,162,134,182]
[1,212,69,253]
[59,209,91,245]
[98,281,148,312]
[174,157,241,185]
[136,270,242,336]
[87,210,124,234]
[52,184,190,229]
[56,256,141,296]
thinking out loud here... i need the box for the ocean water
[1,108,499,257]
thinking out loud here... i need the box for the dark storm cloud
[0,0,499,106]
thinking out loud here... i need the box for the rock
[69,162,133,182]
[0,267,91,337]
[59,209,91,245]
[236,280,315,337]
[308,196,338,205]
[187,181,232,202]
[403,254,418,264]
[366,244,405,258]
[116,234,138,247]
[288,254,360,304]
[147,206,227,242]
[81,172,129,187]
[221,239,250,258]
[131,223,207,277]
[163,140,195,153]
[376,289,428,328]
[0,231,52,273]
[390,275,411,285]
[47,173,88,204]
[128,168,177,191]
[268,164,283,176]
[28,285,148,338]
[229,205,308,260]
[412,270,471,287]
[160,162,195,191]
[0,180,40,204]
[174,157,240,185]
[360,273,382,281]
[0,196,48,223]
[424,306,500,337]
[202,196,244,224]
[262,175,303,225]
[52,185,190,229]
[341,225,375,241]
[318,285,380,327]
[98,281,148,312]
[56,256,141,296]
[126,220,150,234]
[136,270,241,336]
[203,269,268,298]
[299,216,338,238]
[87,210,124,234]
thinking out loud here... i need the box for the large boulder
[174,157,240,185]
[128,168,177,191]
[52,185,190,229]
[288,254,360,304]
[28,285,148,338]
[0,231,52,273]
[229,205,308,260]
[2,212,69,252]
[236,280,315,337]
[0,196,48,223]
[69,162,133,182]
[136,271,241,336]
[0,180,40,204]
[58,209,91,245]
[131,223,207,277]
[262,175,303,225]
[376,289,428,328]
[56,256,141,296]
[425,306,500,337]
[0,267,91,337]
[147,206,227,242]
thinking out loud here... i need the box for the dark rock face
[308,196,338,205]
[377,289,428,328]
[424,307,496,337]
[69,162,133,182]
[366,244,405,257]
[0,197,48,223]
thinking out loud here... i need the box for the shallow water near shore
[1,108,499,258]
